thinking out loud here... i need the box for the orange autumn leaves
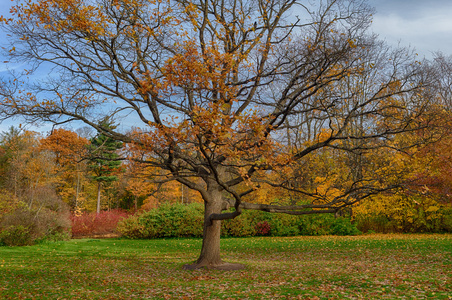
[127,106,287,171]
[7,0,111,39]
[5,0,173,36]
[164,43,237,92]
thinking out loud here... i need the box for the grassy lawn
[0,234,451,299]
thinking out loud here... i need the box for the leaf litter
[0,234,450,299]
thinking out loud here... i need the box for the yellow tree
[40,128,89,209]
[0,0,433,268]
[0,127,57,207]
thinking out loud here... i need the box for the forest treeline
[1,105,452,246]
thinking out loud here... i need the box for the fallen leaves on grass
[0,235,451,299]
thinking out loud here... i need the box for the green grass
[0,234,451,299]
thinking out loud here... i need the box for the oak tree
[0,0,433,268]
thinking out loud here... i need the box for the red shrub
[71,209,131,237]
[255,221,271,236]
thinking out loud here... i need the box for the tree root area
[183,262,245,270]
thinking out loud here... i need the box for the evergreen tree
[88,119,123,214]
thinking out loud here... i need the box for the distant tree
[0,0,435,268]
[403,53,452,202]
[88,119,123,214]
[0,127,23,193]
[40,128,89,209]
[0,127,58,207]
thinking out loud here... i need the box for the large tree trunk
[183,188,244,270]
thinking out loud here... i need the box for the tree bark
[96,181,102,214]
[183,188,244,270]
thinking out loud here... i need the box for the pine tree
[88,119,123,214]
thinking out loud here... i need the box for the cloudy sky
[368,0,452,58]
[0,0,451,131]
[0,0,450,57]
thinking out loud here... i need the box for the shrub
[293,214,361,236]
[35,208,72,242]
[117,203,204,239]
[262,214,298,237]
[440,207,452,232]
[330,217,362,236]
[354,213,397,234]
[0,206,71,246]
[71,209,130,237]
[116,214,149,239]
[255,221,271,236]
[0,225,32,246]
[118,203,363,239]
[222,210,260,237]
[298,215,330,236]
[180,204,204,237]
[0,187,71,246]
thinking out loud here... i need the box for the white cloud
[373,11,452,36]
[369,0,452,57]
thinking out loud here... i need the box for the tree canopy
[0,0,437,268]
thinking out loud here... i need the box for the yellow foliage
[354,193,445,230]
[0,190,21,216]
